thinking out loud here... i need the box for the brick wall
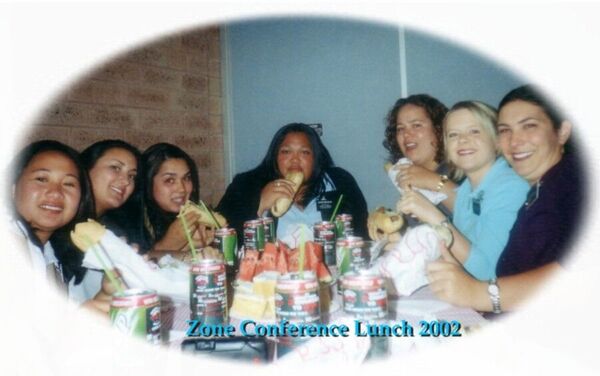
[24,27,226,206]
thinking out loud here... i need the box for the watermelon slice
[304,242,320,273]
[276,247,288,275]
[317,262,333,284]
[256,244,278,275]
[287,248,309,272]
[238,249,259,282]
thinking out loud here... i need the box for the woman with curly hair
[383,94,458,213]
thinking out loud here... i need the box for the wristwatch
[487,278,502,314]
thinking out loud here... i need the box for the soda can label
[214,227,237,266]
[244,219,265,251]
[190,260,228,325]
[110,289,161,344]
[341,272,387,320]
[275,272,320,323]
[313,221,337,266]
[336,236,368,276]
[335,213,353,238]
[262,217,276,243]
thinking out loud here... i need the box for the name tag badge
[317,196,333,211]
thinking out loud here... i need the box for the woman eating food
[398,101,529,281]
[384,95,457,210]
[216,122,369,245]
[426,85,585,314]
[140,143,215,260]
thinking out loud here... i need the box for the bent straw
[81,234,124,295]
[199,200,222,228]
[329,194,344,222]
[179,213,198,262]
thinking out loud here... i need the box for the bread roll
[369,206,404,235]
[179,200,227,228]
[70,219,107,251]
[271,171,304,217]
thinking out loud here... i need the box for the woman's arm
[397,164,457,212]
[427,246,561,312]
[397,188,471,263]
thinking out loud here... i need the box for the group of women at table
[8,84,585,316]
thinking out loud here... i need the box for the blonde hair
[443,101,499,181]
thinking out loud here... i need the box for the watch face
[488,284,499,296]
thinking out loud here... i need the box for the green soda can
[336,236,369,276]
[110,289,161,344]
[214,227,237,266]
[243,219,265,251]
[262,217,276,243]
[335,213,354,238]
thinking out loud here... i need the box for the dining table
[158,277,488,365]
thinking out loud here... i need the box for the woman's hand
[154,210,201,252]
[186,224,216,250]
[257,178,297,216]
[397,164,442,191]
[427,245,486,309]
[397,188,446,225]
[83,269,127,314]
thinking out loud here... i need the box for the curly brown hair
[383,94,448,163]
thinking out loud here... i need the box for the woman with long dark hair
[217,122,368,245]
[141,143,213,259]
[81,139,145,249]
[8,140,99,302]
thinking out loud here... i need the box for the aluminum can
[214,227,237,266]
[243,219,265,251]
[275,271,321,323]
[334,213,353,238]
[313,221,337,266]
[341,271,388,320]
[335,236,369,276]
[262,217,276,243]
[110,288,161,344]
[190,259,228,325]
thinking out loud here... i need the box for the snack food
[271,171,304,217]
[231,241,333,320]
[178,200,227,229]
[70,219,107,251]
[367,207,404,240]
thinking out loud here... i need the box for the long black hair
[81,139,145,247]
[253,123,335,207]
[9,140,94,284]
[141,143,199,247]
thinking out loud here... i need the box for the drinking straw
[179,213,199,262]
[199,200,222,228]
[81,234,124,294]
[96,242,129,290]
[329,194,344,222]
